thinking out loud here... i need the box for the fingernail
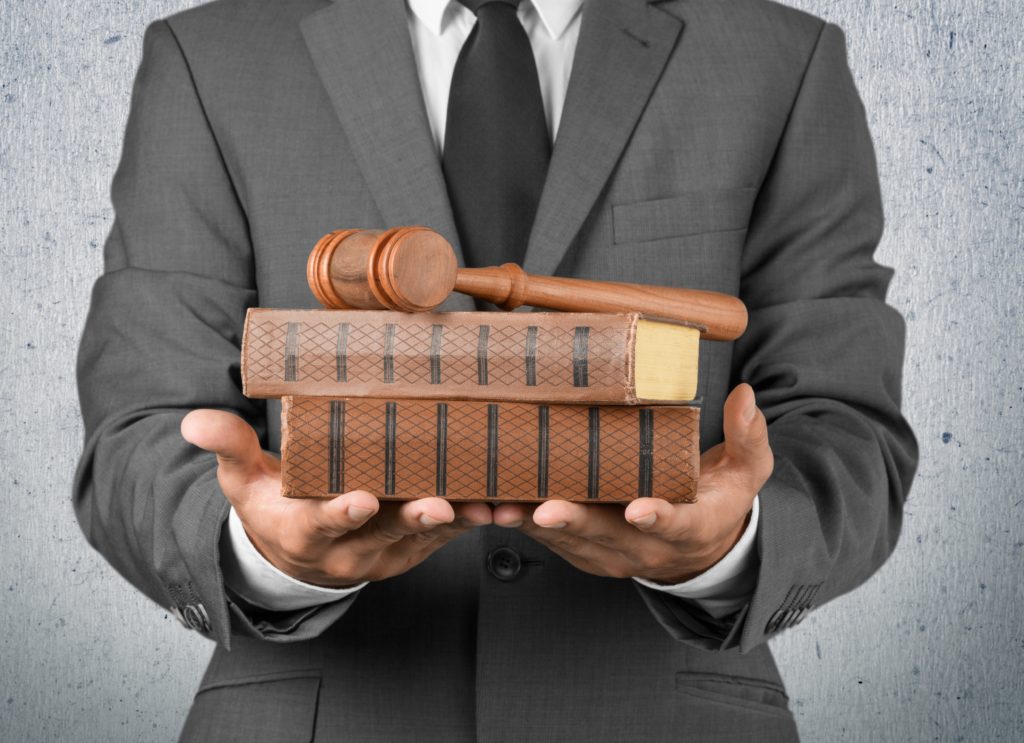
[743,399,756,423]
[539,520,567,530]
[503,519,524,528]
[348,505,375,520]
[419,513,444,526]
[630,513,657,528]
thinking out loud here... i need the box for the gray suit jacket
[74,0,918,740]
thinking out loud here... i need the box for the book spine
[243,309,640,403]
[280,396,699,504]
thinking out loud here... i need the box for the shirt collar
[407,0,584,40]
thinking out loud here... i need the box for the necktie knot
[457,0,521,16]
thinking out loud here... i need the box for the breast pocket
[612,187,757,245]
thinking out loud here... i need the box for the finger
[623,497,692,539]
[301,489,380,539]
[492,502,535,528]
[531,500,635,548]
[181,409,267,500]
[721,383,773,485]
[406,502,495,546]
[624,491,749,549]
[181,409,262,467]
[349,497,458,555]
[451,502,495,528]
[369,502,494,572]
[518,519,630,576]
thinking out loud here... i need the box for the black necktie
[442,0,551,269]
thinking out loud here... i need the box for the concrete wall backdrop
[1,0,1021,740]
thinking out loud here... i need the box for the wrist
[221,507,367,612]
[239,517,364,590]
[643,505,753,586]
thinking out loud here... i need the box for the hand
[492,383,771,584]
[181,409,492,588]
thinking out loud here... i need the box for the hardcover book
[243,309,699,404]
[280,396,700,504]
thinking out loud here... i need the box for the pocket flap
[181,674,321,743]
[612,187,756,244]
[675,670,790,714]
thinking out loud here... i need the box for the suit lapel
[522,0,684,278]
[301,0,683,299]
[300,0,474,312]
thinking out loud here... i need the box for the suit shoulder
[672,0,828,52]
[663,0,835,84]
[735,0,826,32]
[159,0,324,52]
[142,0,327,89]
[165,0,321,27]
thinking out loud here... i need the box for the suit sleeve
[636,22,918,652]
[72,20,358,648]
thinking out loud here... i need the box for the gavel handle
[454,264,747,342]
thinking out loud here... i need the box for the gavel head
[307,226,458,312]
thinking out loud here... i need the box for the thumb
[721,383,773,485]
[181,409,268,500]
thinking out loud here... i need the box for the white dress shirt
[220,0,761,621]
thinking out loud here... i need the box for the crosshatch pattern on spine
[280,397,699,504]
[244,311,635,401]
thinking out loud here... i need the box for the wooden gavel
[307,226,748,341]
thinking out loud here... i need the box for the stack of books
[241,309,701,504]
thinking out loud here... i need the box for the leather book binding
[280,396,700,504]
[243,309,699,404]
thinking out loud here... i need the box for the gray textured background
[2,0,1021,740]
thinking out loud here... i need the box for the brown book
[243,309,699,404]
[280,396,699,504]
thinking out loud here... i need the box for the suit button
[179,603,211,633]
[486,547,522,581]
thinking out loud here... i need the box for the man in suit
[74,0,918,740]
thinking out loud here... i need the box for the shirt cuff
[632,495,760,620]
[220,507,368,612]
